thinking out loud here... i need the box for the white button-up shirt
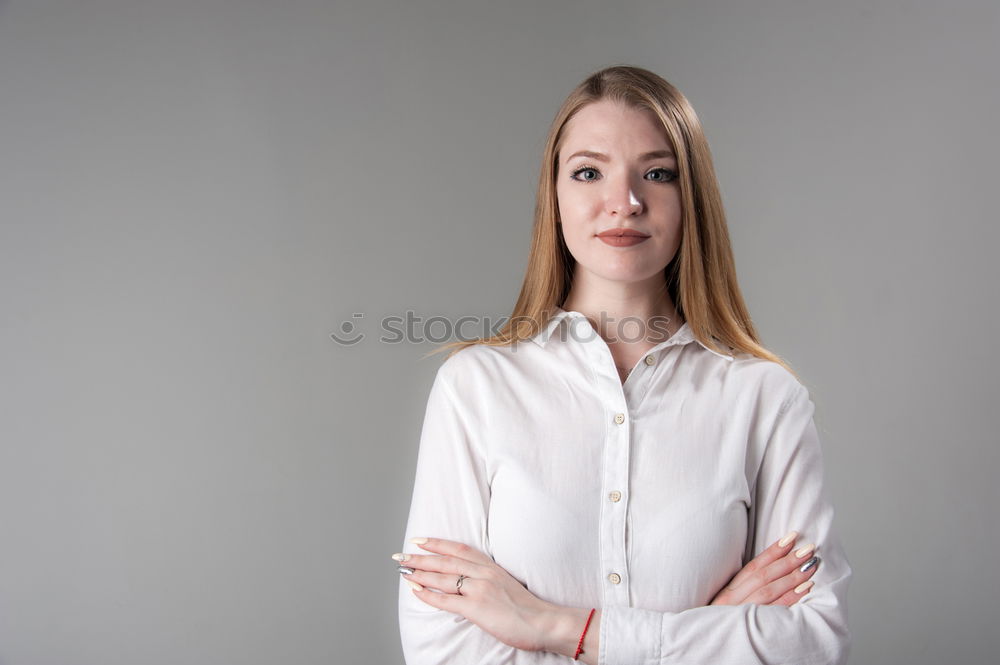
[398,307,851,664]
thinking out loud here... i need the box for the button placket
[607,408,629,596]
[573,314,642,604]
[582,339,631,605]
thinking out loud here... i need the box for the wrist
[536,604,593,658]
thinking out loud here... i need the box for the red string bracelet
[573,608,596,660]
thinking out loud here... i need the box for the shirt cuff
[599,605,661,665]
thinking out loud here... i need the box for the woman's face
[555,99,682,287]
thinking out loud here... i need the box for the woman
[394,65,851,664]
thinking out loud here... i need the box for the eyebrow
[565,149,675,163]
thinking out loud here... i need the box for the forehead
[561,99,669,150]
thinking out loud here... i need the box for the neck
[561,275,684,346]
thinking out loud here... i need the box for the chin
[586,266,665,284]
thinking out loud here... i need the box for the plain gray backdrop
[1,0,997,663]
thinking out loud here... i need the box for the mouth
[596,231,651,247]
[596,228,650,238]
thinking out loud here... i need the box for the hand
[710,530,822,606]
[395,537,558,652]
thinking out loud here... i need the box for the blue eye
[646,167,679,183]
[570,166,600,182]
[569,165,678,183]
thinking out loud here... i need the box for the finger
[392,552,486,577]
[409,537,494,565]
[758,541,817,584]
[745,556,821,605]
[724,530,799,592]
[407,579,467,613]
[773,579,815,606]
[728,541,817,603]
[404,568,475,595]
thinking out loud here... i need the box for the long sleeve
[398,366,558,664]
[598,382,852,665]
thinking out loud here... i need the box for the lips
[596,228,650,238]
[597,228,651,247]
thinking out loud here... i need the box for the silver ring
[456,574,469,595]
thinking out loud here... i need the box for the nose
[605,178,643,217]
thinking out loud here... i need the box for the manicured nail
[405,579,423,591]
[794,543,816,558]
[799,555,821,573]
[794,580,814,594]
[778,530,798,547]
[398,566,414,575]
[392,553,410,562]
[409,537,428,545]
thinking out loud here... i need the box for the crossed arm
[397,373,851,664]
[397,530,823,664]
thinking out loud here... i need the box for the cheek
[556,189,596,228]
[557,200,591,237]
[655,223,682,258]
[556,213,591,260]
[559,223,587,256]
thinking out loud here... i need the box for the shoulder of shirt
[728,352,810,408]
[431,342,520,393]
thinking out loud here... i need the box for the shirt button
[609,490,622,502]
[608,573,621,584]
[614,413,625,424]
[644,354,655,365]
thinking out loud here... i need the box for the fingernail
[409,537,428,545]
[778,530,798,547]
[794,543,816,558]
[794,580,814,594]
[398,566,415,575]
[799,555,820,573]
[405,579,423,591]
[392,553,410,562]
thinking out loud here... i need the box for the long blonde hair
[428,64,796,378]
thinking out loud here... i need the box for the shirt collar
[528,306,734,361]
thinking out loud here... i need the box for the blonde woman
[394,65,851,664]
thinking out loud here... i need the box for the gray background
[1,0,996,663]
